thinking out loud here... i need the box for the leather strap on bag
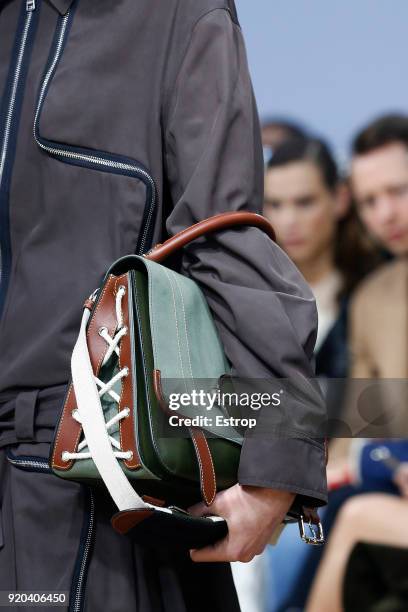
[153,369,217,506]
[145,211,276,262]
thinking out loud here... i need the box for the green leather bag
[50,212,277,548]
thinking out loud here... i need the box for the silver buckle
[298,515,325,545]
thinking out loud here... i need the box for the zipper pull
[26,0,36,11]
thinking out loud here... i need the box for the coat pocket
[34,6,157,256]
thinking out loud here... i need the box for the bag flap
[136,257,242,443]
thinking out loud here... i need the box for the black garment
[316,296,349,423]
[315,296,349,380]
[0,1,326,609]
[344,542,408,612]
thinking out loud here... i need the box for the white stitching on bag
[163,267,187,390]
[172,273,194,381]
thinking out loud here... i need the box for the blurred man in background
[350,113,408,379]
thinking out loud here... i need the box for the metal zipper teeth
[0,7,33,184]
[33,11,156,254]
[0,6,34,285]
[72,492,95,612]
[6,455,50,471]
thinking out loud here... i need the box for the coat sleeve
[162,6,327,508]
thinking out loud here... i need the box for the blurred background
[230,3,408,612]
[236,0,407,163]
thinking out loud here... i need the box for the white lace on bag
[62,285,132,462]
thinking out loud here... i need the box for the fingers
[190,539,227,563]
[190,537,262,563]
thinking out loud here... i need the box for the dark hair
[261,117,306,141]
[352,113,408,155]
[265,137,384,298]
[267,137,338,192]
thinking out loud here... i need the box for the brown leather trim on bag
[142,495,166,507]
[189,427,217,506]
[52,274,140,470]
[153,369,217,506]
[51,384,82,471]
[111,508,155,535]
[145,211,275,263]
[114,275,140,469]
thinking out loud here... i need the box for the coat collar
[47,0,75,15]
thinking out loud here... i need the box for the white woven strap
[71,307,146,512]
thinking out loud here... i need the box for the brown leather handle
[144,211,276,262]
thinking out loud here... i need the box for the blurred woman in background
[264,137,379,385]
[263,136,383,612]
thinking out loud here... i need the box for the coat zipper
[7,449,95,612]
[6,450,50,472]
[0,4,35,184]
[2,6,95,611]
[0,0,38,319]
[34,5,157,255]
[70,489,95,612]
